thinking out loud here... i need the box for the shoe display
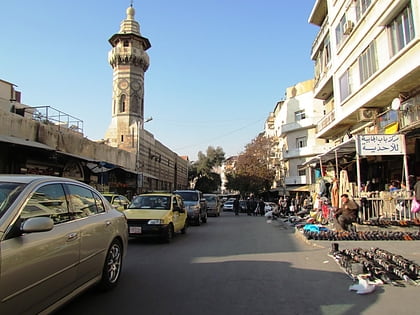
[330,247,420,286]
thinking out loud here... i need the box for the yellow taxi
[124,192,188,242]
[102,193,131,211]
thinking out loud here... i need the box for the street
[57,212,420,315]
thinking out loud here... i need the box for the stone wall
[0,109,136,169]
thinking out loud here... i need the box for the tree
[189,146,225,192]
[195,172,222,193]
[225,134,275,196]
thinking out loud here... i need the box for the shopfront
[304,134,419,222]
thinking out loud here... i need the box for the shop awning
[0,135,55,151]
[56,151,98,162]
[286,185,312,192]
[303,138,356,166]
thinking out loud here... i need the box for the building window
[296,136,307,148]
[323,35,331,67]
[120,94,126,112]
[123,40,129,47]
[388,4,415,56]
[339,70,351,102]
[295,110,306,121]
[358,41,378,84]
[355,0,372,21]
[298,167,306,176]
[335,15,347,46]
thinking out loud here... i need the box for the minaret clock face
[131,81,141,91]
[118,79,129,90]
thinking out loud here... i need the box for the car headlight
[148,219,164,225]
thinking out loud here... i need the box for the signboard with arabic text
[356,134,406,156]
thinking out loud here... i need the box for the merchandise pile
[362,218,420,227]
[303,229,420,241]
[330,246,420,287]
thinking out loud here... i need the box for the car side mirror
[21,217,54,233]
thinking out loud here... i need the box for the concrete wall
[0,109,136,169]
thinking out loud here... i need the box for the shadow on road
[58,212,385,315]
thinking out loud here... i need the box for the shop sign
[356,134,405,156]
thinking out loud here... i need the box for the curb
[294,226,326,249]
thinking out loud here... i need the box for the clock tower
[104,4,151,152]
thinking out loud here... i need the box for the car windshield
[204,195,216,202]
[0,182,26,219]
[176,191,198,202]
[129,195,171,210]
[103,195,112,202]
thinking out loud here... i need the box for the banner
[356,134,405,156]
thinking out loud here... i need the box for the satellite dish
[391,98,400,111]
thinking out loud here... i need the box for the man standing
[233,197,240,216]
[258,198,266,216]
[334,194,359,231]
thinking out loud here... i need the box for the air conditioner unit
[358,108,377,121]
[343,20,354,35]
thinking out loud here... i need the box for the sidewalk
[293,222,420,264]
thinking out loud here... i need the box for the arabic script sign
[356,134,406,156]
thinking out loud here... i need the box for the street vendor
[334,194,359,231]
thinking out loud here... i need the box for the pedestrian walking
[246,197,252,216]
[258,198,265,216]
[233,197,240,216]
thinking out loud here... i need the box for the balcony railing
[316,110,335,133]
[280,117,319,135]
[30,106,84,134]
[311,17,329,58]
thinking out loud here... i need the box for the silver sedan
[0,175,128,314]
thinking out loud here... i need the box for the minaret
[104,4,151,152]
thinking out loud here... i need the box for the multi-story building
[265,80,331,195]
[308,0,420,193]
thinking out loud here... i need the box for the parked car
[222,200,234,211]
[103,193,131,211]
[204,193,221,216]
[124,192,187,242]
[174,190,207,225]
[0,175,128,314]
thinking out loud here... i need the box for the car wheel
[163,224,174,242]
[181,221,188,234]
[98,239,123,291]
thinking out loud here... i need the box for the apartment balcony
[399,97,420,132]
[279,117,319,136]
[314,69,333,100]
[316,110,335,134]
[310,16,329,59]
[285,175,307,185]
[282,145,325,160]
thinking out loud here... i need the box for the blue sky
[1,0,318,160]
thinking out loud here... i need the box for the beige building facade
[309,0,420,181]
[307,0,420,220]
[265,80,331,194]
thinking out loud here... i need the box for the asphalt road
[57,212,420,315]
